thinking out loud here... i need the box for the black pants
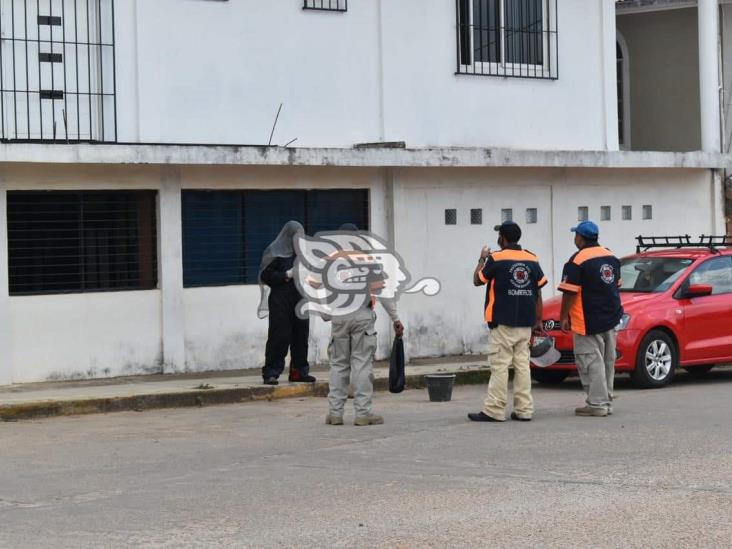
[262,291,310,379]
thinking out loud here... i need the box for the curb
[0,369,491,422]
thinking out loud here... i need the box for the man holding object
[469,221,547,423]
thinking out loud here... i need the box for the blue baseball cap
[571,220,599,239]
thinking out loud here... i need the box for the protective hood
[257,220,304,319]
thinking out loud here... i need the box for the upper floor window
[303,0,347,12]
[0,0,117,143]
[457,0,558,79]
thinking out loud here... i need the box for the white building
[0,0,729,384]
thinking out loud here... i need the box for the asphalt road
[1,370,731,548]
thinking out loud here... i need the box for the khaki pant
[573,330,616,410]
[483,325,534,421]
[327,308,378,418]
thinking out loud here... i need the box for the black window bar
[0,0,117,143]
[303,0,347,12]
[456,0,558,80]
[7,190,158,296]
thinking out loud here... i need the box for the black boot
[468,411,502,422]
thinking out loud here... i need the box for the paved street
[1,370,731,549]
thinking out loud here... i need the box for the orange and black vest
[479,245,547,328]
[558,244,623,336]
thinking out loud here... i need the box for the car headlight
[615,314,631,331]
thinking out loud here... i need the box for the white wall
[119,0,382,147]
[109,0,611,150]
[392,167,716,358]
[2,164,166,383]
[381,0,609,149]
[9,292,162,383]
[2,162,715,383]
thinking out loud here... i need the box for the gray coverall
[327,300,399,419]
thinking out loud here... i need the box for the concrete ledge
[0,368,491,422]
[0,142,730,169]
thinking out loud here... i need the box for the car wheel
[531,370,569,385]
[684,365,714,377]
[631,330,677,388]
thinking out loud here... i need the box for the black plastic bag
[389,336,405,394]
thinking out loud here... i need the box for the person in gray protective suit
[325,224,404,426]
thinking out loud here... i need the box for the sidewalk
[0,355,490,421]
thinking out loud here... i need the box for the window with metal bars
[7,190,158,295]
[303,0,347,12]
[181,189,369,287]
[456,0,558,79]
[0,0,117,143]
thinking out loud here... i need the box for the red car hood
[542,292,661,319]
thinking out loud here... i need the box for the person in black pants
[258,221,316,385]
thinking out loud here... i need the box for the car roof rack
[635,235,730,254]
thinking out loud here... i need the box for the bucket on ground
[425,374,456,402]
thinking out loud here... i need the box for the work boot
[510,412,532,422]
[354,414,384,426]
[575,405,608,417]
[288,369,316,383]
[325,414,344,426]
[468,411,503,422]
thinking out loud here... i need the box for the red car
[534,238,732,388]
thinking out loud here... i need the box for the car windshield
[619,257,694,293]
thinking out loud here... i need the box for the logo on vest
[600,264,615,285]
[508,263,533,296]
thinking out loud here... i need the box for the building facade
[0,0,729,384]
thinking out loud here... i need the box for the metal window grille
[0,0,117,143]
[456,0,558,79]
[525,207,537,224]
[181,189,369,287]
[642,205,652,220]
[444,208,457,225]
[578,206,588,222]
[601,205,611,221]
[501,208,513,223]
[303,0,347,12]
[7,190,157,295]
[470,208,482,225]
[622,205,632,221]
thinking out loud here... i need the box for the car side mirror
[684,284,713,298]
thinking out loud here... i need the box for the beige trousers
[483,325,534,421]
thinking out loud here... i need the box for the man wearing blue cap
[558,221,623,417]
